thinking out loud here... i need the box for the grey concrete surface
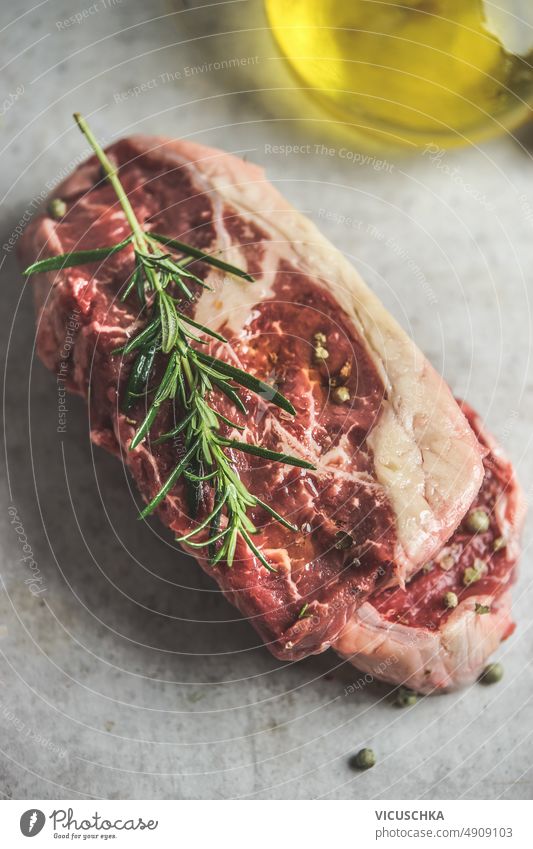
[1,0,532,800]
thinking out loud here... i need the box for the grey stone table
[1,0,532,800]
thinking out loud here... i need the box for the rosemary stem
[73,113,162,292]
[50,113,311,572]
[181,353,195,389]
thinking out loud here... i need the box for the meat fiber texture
[20,135,483,661]
[334,402,525,692]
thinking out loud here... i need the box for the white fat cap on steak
[333,593,514,694]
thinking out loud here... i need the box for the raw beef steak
[20,135,483,660]
[333,402,525,691]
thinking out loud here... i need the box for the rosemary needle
[24,113,315,572]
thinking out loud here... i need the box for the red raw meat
[20,136,484,660]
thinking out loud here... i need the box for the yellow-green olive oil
[265,0,533,149]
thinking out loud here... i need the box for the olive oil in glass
[265,0,533,149]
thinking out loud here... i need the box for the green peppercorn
[465,508,490,534]
[479,662,504,685]
[392,686,417,708]
[463,567,477,586]
[350,747,376,770]
[463,559,485,586]
[48,198,67,219]
[313,345,329,362]
[332,386,350,404]
[314,331,327,345]
[444,591,458,609]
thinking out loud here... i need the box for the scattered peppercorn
[463,559,485,586]
[392,686,417,708]
[465,508,490,534]
[312,332,330,363]
[479,662,504,685]
[350,747,376,770]
[313,345,329,362]
[48,198,67,219]
[444,591,458,609]
[332,386,350,404]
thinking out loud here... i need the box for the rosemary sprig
[24,113,314,572]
